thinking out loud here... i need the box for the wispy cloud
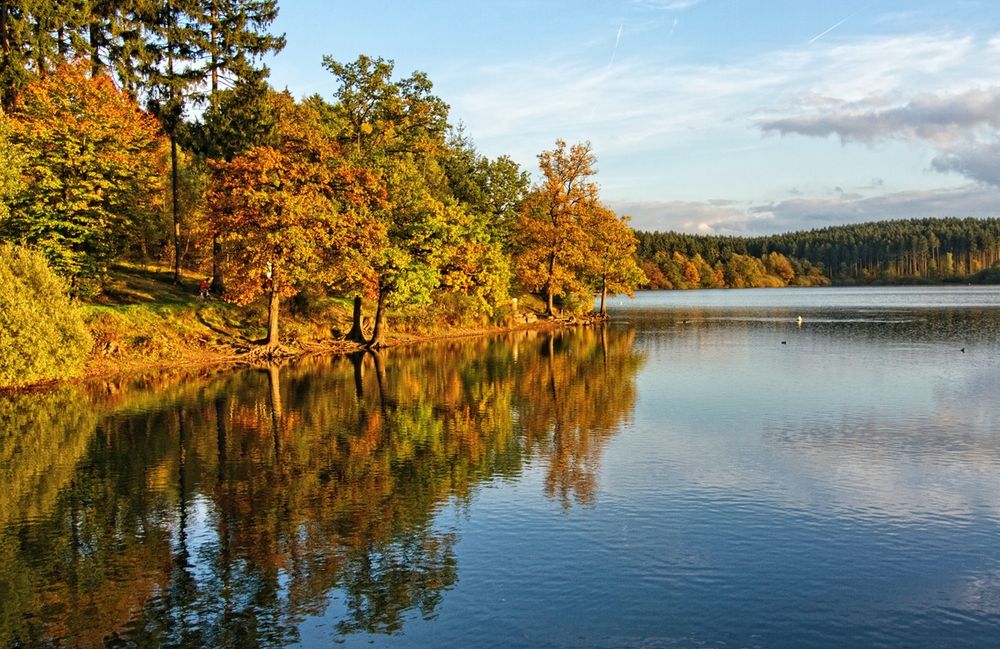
[808,4,871,44]
[608,24,624,67]
[632,0,706,11]
[454,32,996,162]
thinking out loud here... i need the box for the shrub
[0,244,92,387]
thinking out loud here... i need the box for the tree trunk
[171,135,182,284]
[367,288,387,348]
[349,351,365,399]
[210,235,225,294]
[545,252,556,316]
[210,0,218,92]
[267,365,282,455]
[88,22,100,75]
[215,396,227,486]
[599,277,608,318]
[600,325,608,368]
[346,296,366,342]
[265,274,279,347]
[370,349,388,414]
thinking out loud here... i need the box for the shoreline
[2,314,596,396]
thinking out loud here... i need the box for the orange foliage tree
[206,92,384,349]
[581,205,646,317]
[515,140,596,316]
[1,60,165,284]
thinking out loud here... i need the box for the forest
[636,217,1000,289]
[0,0,644,386]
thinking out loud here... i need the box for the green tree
[0,108,22,221]
[142,0,207,283]
[322,54,450,346]
[0,244,92,387]
[2,60,165,284]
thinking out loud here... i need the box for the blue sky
[264,1,1000,235]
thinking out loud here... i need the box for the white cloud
[451,32,1000,168]
[760,86,1000,146]
[615,185,1000,235]
[932,141,1000,186]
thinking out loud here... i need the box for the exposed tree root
[240,343,298,363]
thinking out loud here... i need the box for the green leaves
[2,62,165,284]
[0,244,92,387]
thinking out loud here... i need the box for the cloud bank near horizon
[612,184,1000,236]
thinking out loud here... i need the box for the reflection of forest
[0,326,642,647]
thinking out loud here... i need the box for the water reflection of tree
[0,325,642,646]
[516,327,643,507]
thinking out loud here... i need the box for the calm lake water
[3,286,1000,648]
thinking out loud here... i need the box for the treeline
[0,1,645,352]
[636,237,829,289]
[637,217,1000,288]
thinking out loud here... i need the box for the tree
[0,0,30,109]
[763,251,794,284]
[143,0,207,284]
[193,73,278,294]
[205,92,382,350]
[0,244,92,387]
[581,206,645,317]
[322,54,450,346]
[0,107,22,221]
[442,127,529,250]
[2,60,165,285]
[514,140,597,316]
[198,0,284,294]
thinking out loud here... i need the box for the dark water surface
[3,286,1000,648]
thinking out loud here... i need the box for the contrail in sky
[808,4,871,43]
[609,24,624,66]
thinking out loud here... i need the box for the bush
[0,244,92,387]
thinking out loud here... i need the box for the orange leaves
[4,59,167,279]
[205,91,388,309]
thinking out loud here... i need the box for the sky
[264,0,1000,235]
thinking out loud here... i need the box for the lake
[2,286,1000,648]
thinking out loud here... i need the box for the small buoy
[961,348,965,353]
[796,315,803,326]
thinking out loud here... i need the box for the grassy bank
[77,264,560,380]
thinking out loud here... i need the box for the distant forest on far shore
[636,217,1000,289]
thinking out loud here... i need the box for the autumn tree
[581,206,645,317]
[515,140,597,316]
[763,251,795,284]
[197,0,284,293]
[193,73,278,294]
[1,60,165,285]
[205,91,383,350]
[323,54,450,346]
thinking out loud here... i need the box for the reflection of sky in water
[7,288,1000,649]
[605,289,1000,525]
[337,289,1000,648]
